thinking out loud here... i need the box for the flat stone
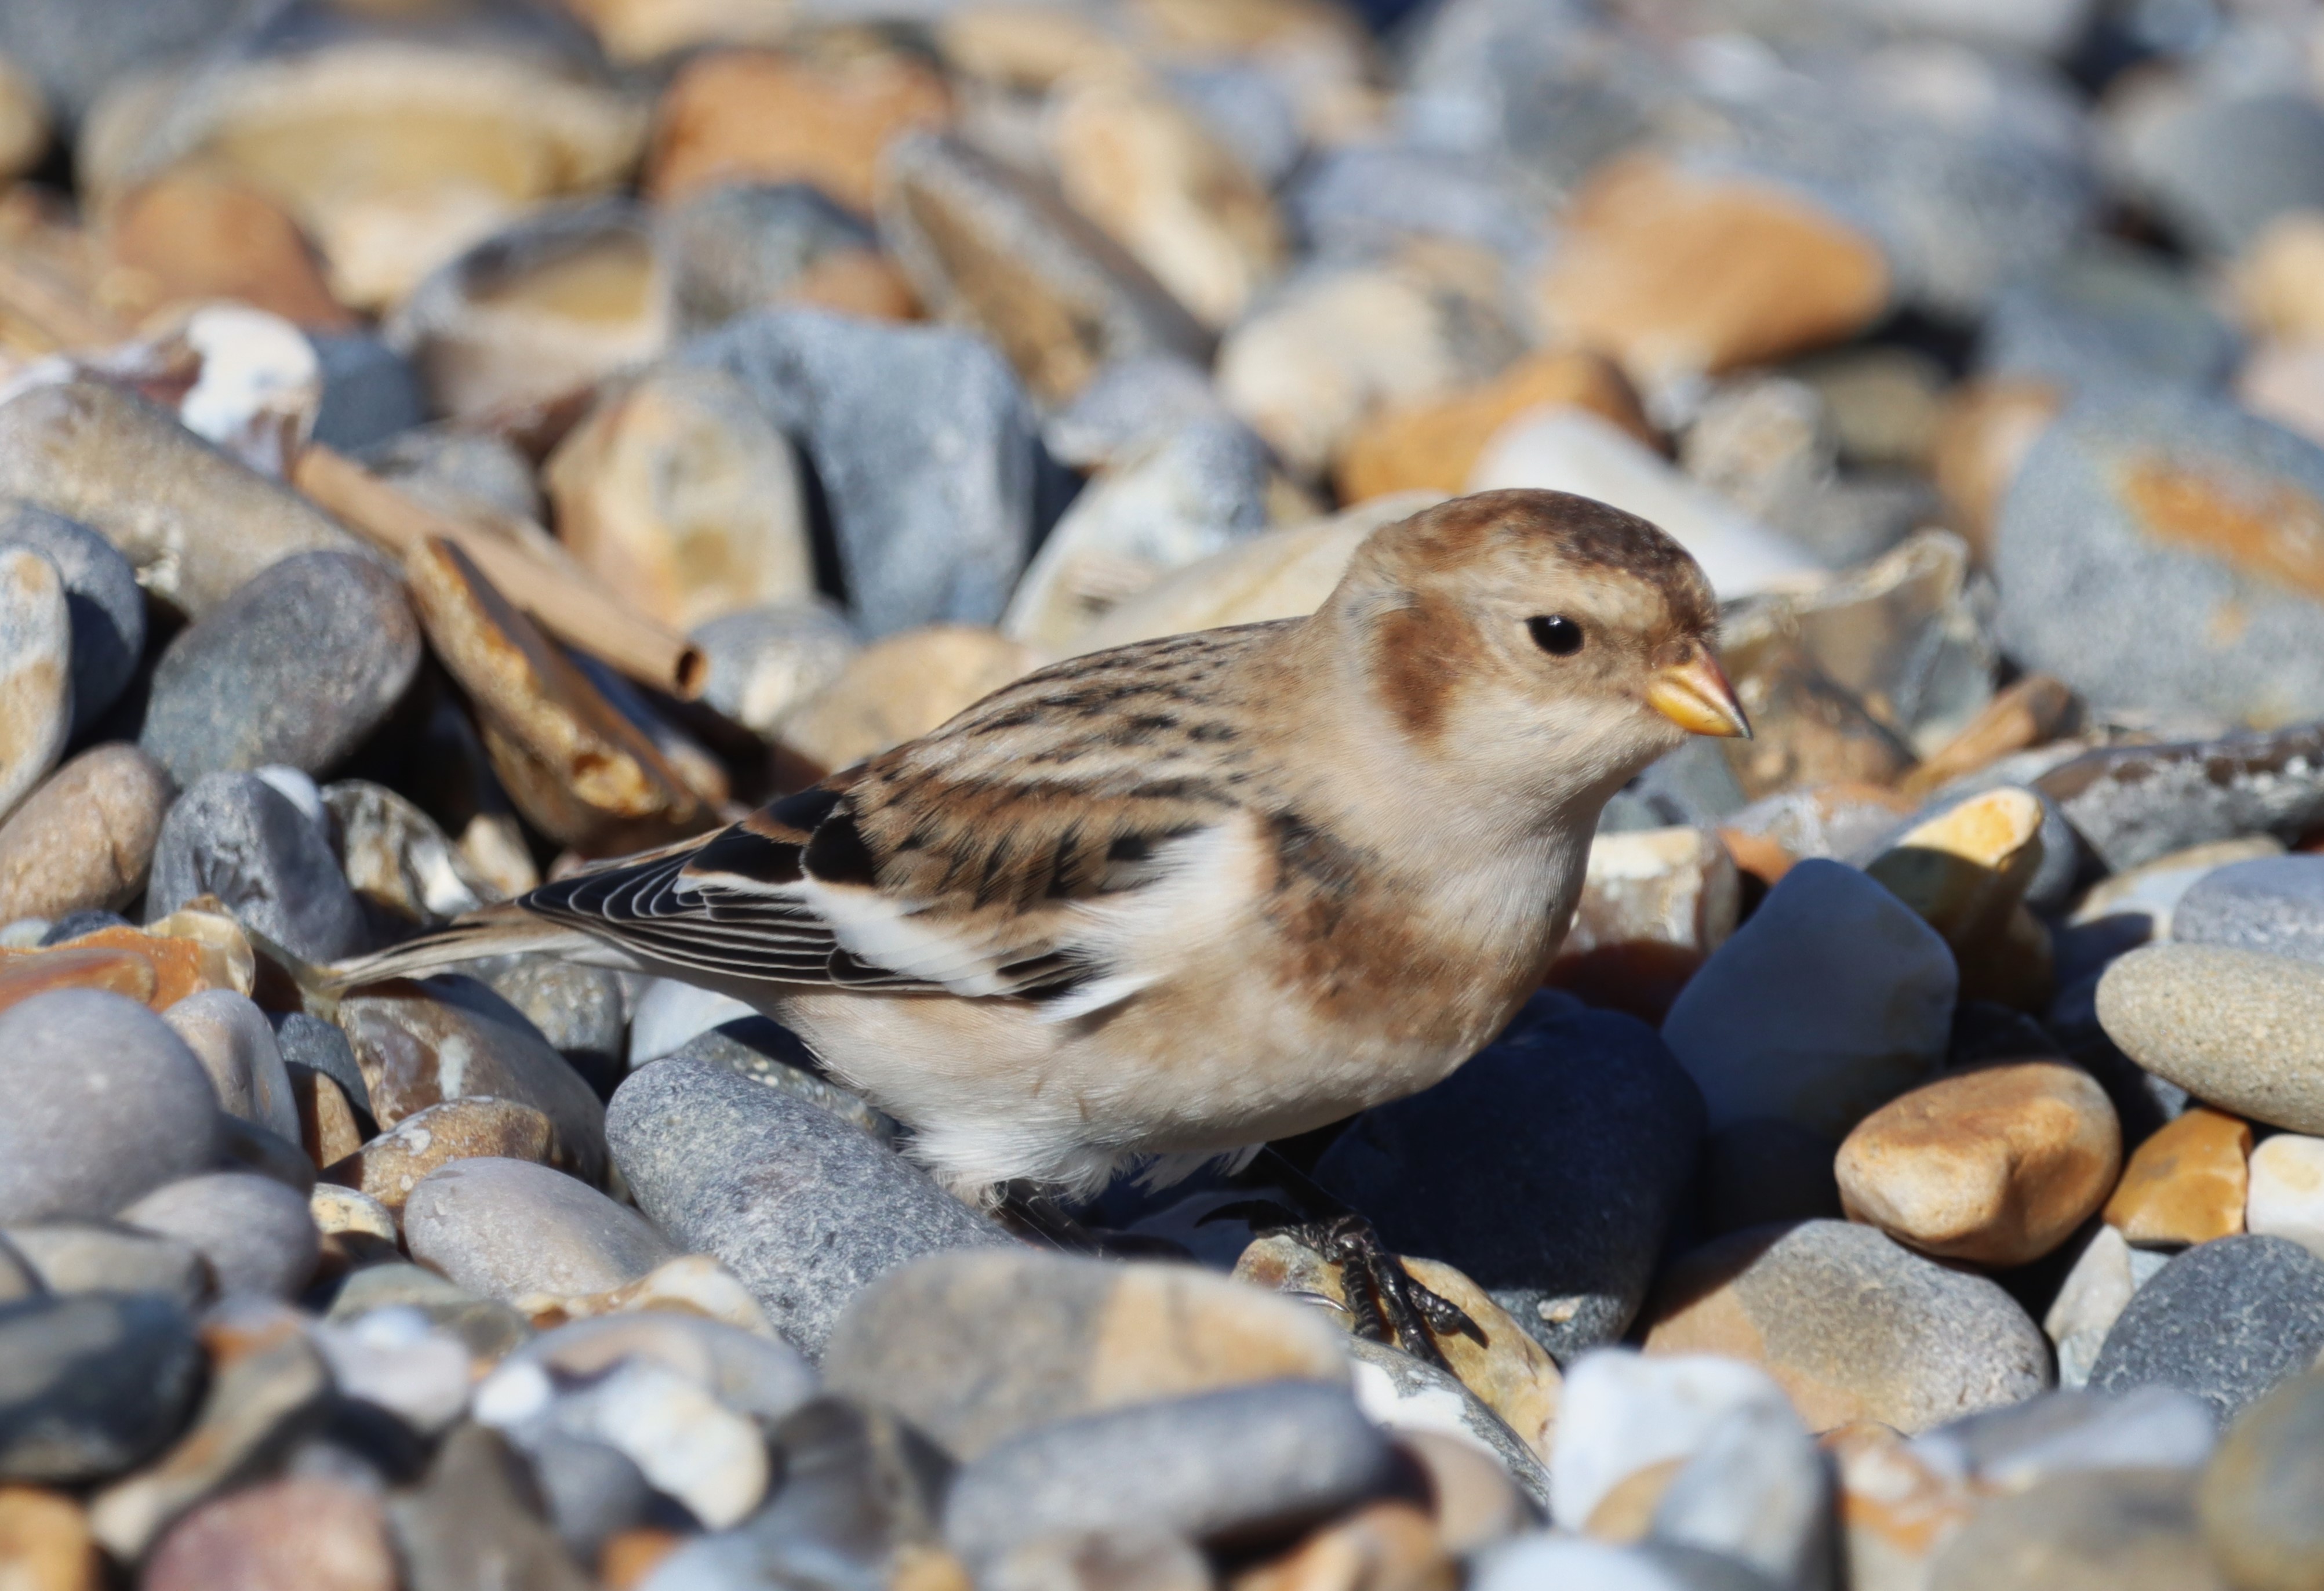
[336,975,607,1184]
[388,1423,591,1591]
[2171,855,2324,967]
[942,1383,1396,1567]
[501,1312,815,1426]
[1836,1059,2122,1267]
[1865,787,2052,1009]
[0,746,172,926]
[607,1056,1009,1357]
[1545,826,1741,1024]
[2246,1133,2324,1261]
[1314,990,1705,1361]
[1661,859,1958,1141]
[115,1173,316,1300]
[0,990,223,1225]
[1925,1467,2224,1590]
[776,623,1037,777]
[2043,1226,2173,1390]
[2100,944,2324,1134]
[0,1222,207,1309]
[2037,722,2324,873]
[659,181,911,336]
[2090,1234,2324,1422]
[0,934,209,1017]
[310,334,425,452]
[824,1247,1344,1457]
[2196,1369,2324,1591]
[683,307,1041,640]
[2120,89,2324,257]
[1642,1221,2052,1434]
[324,1098,557,1214]
[0,1294,202,1484]
[0,546,70,824]
[0,380,365,618]
[405,1158,675,1303]
[273,1011,370,1117]
[103,167,354,332]
[687,600,860,740]
[144,1474,396,1591]
[162,989,299,1143]
[2103,1105,2252,1247]
[146,773,368,964]
[0,504,143,734]
[139,551,421,785]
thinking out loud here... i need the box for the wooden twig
[293,442,707,701]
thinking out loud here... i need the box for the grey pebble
[403,1157,676,1303]
[2170,855,2324,965]
[0,502,145,733]
[117,1171,319,1299]
[146,772,368,962]
[0,1221,209,1309]
[2097,942,2324,1134]
[2090,1235,2324,1424]
[0,1292,203,1483]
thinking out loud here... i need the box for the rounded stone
[2097,943,2324,1134]
[0,544,71,824]
[2198,1370,2324,1591]
[324,1098,557,1214]
[139,550,421,784]
[143,1474,397,1591]
[116,1172,319,1299]
[0,990,223,1225]
[2090,1235,2324,1423]
[2247,1133,2324,1260]
[0,1292,203,1483]
[403,1157,676,1303]
[2172,855,2324,965]
[162,989,301,1145]
[0,503,143,733]
[1642,1219,2052,1433]
[1836,1059,2122,1266]
[1925,1467,2224,1591]
[2103,1106,2252,1248]
[146,773,368,964]
[0,744,172,926]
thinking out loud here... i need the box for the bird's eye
[1527,615,1584,656]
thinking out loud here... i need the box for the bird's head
[1332,487,1748,811]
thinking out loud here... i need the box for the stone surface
[665,1017,894,1143]
[325,780,498,934]
[878,131,1210,406]
[337,975,608,1183]
[1924,1467,2224,1590]
[1865,787,2052,1009]
[2247,1133,2324,1261]
[0,1294,202,1484]
[685,307,1040,640]
[2090,1235,2324,1422]
[2198,1368,2324,1591]
[0,547,70,825]
[778,624,1037,776]
[607,1057,1009,1358]
[326,1263,531,1366]
[388,1423,591,1591]
[0,1485,96,1591]
[509,1253,777,1341]
[116,1173,317,1299]
[2172,855,2324,966]
[688,601,860,740]
[543,366,813,634]
[1340,1334,1552,1512]
[2044,1226,2173,1390]
[405,1157,675,1303]
[1650,1396,1832,1589]
[0,931,215,1016]
[103,168,351,332]
[1642,1220,2052,1434]
[1661,860,1958,1141]
[0,381,363,619]
[0,991,222,1225]
[143,1475,396,1591]
[824,1247,1345,1458]
[1995,387,2324,729]
[2120,89,2324,259]
[0,504,143,736]
[1977,240,2238,394]
[2103,1105,2252,1247]
[162,989,300,1143]
[1550,1348,1799,1531]
[139,551,420,786]
[660,180,912,334]
[1314,991,1704,1361]
[1545,826,1741,1024]
[323,1098,557,1215]
[0,746,172,925]
[1836,1059,2121,1267]
[942,1383,1396,1566]
[477,958,626,1097]
[146,773,368,964]
[2098,945,2324,1135]
[0,1222,207,1309]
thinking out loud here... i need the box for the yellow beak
[1647,651,1752,739]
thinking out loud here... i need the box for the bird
[330,488,1748,1214]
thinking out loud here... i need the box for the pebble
[404,1158,675,1303]
[2090,1235,2324,1422]
[2246,1134,2324,1261]
[143,1474,397,1591]
[510,1253,777,1341]
[941,1382,1396,1568]
[1835,1059,2121,1267]
[1977,240,2239,394]
[824,1247,1346,1457]
[2044,1226,2174,1390]
[0,991,222,1225]
[1661,859,1958,1142]
[1642,1220,2052,1433]
[0,547,70,823]
[145,773,368,964]
[2119,89,2324,258]
[325,779,494,933]
[1313,990,1705,1361]
[103,167,351,332]
[1913,1385,2218,1493]
[162,989,300,1143]
[685,307,1039,639]
[0,1485,96,1591]
[1923,1467,2224,1590]
[117,1173,317,1300]
[1863,787,2052,1010]
[658,180,910,335]
[628,976,757,1067]
[776,623,1038,776]
[0,1293,202,1483]
[1695,1118,1844,1238]
[1544,826,1740,1023]
[667,1017,896,1142]
[324,1099,557,1215]
[274,1011,371,1118]
[607,1056,1009,1357]
[1550,1349,1799,1531]
[1649,1397,1832,1589]
[2196,1369,2324,1591]
[2038,722,2324,874]
[387,1423,591,1591]
[2103,1105,2252,1247]
[2098,945,2324,1135]
[1340,1335,1553,1510]
[0,1222,206,1308]
[326,1264,531,1367]
[0,745,172,925]
[687,600,860,740]
[336,976,608,1183]
[138,551,421,785]
[477,958,627,1099]
[543,366,813,635]
[1474,1534,1784,1591]
[0,504,143,734]
[2172,855,2324,966]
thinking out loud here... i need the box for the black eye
[1527,615,1584,656]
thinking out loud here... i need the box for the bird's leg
[994,1180,1196,1261]
[1204,1150,1484,1372]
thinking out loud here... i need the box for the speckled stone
[2036,723,2324,873]
[2171,855,2324,965]
[0,745,173,927]
[403,1158,675,1303]
[2097,943,2324,1134]
[2090,1236,2324,1423]
[324,1098,557,1214]
[143,1474,398,1591]
[146,774,367,964]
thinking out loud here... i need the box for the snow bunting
[333,489,1747,1201]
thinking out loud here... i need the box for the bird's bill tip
[1647,653,1752,739]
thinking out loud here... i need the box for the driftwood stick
[293,442,706,701]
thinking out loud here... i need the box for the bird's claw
[1209,1203,1485,1371]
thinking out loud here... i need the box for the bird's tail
[318,903,601,991]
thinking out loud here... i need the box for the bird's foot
[1210,1202,1484,1372]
